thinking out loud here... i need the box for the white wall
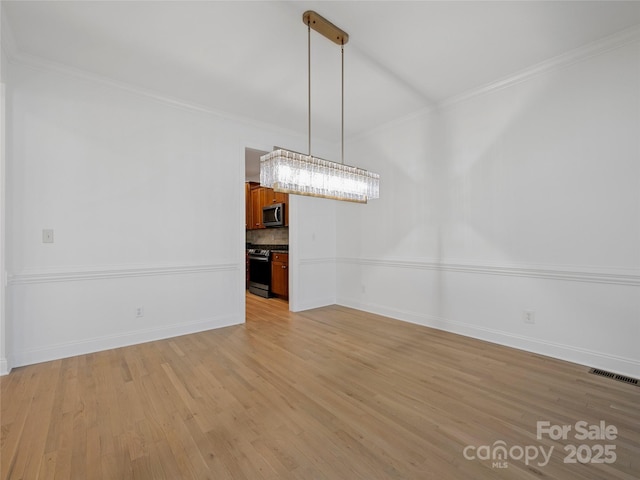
[0,6,10,375]
[337,38,640,377]
[289,194,337,312]
[4,57,337,369]
[0,81,7,375]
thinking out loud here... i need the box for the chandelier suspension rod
[341,43,344,165]
[308,21,311,156]
[303,10,349,160]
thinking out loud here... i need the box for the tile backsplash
[246,227,289,246]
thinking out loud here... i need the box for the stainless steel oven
[248,249,271,298]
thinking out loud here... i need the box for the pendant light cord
[308,21,311,157]
[341,43,344,165]
[307,16,345,164]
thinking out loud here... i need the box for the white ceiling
[3,1,640,142]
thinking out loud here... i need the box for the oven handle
[249,255,270,262]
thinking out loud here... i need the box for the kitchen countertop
[246,244,288,252]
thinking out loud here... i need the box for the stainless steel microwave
[262,203,285,227]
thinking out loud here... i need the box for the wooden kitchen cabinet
[246,183,289,229]
[245,182,251,229]
[264,189,288,205]
[271,252,289,299]
[249,183,266,229]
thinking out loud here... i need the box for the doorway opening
[244,147,290,308]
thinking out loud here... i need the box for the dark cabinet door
[250,186,265,229]
[245,183,251,229]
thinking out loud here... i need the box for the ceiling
[3,1,640,143]
[245,147,267,183]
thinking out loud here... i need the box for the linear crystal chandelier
[260,11,379,204]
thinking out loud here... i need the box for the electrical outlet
[135,307,144,318]
[523,310,536,325]
[42,229,54,243]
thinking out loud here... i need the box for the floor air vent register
[589,368,639,387]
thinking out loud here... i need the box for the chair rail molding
[8,262,239,285]
[336,256,640,287]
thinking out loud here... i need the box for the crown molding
[347,25,640,143]
[441,24,640,108]
[6,49,306,140]
[3,13,639,147]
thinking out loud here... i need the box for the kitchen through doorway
[244,147,290,306]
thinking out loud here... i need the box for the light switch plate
[42,229,54,243]
[523,310,536,324]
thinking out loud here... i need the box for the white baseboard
[337,297,640,379]
[291,296,337,313]
[9,314,243,369]
[0,357,10,376]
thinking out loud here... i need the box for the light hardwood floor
[2,293,639,479]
